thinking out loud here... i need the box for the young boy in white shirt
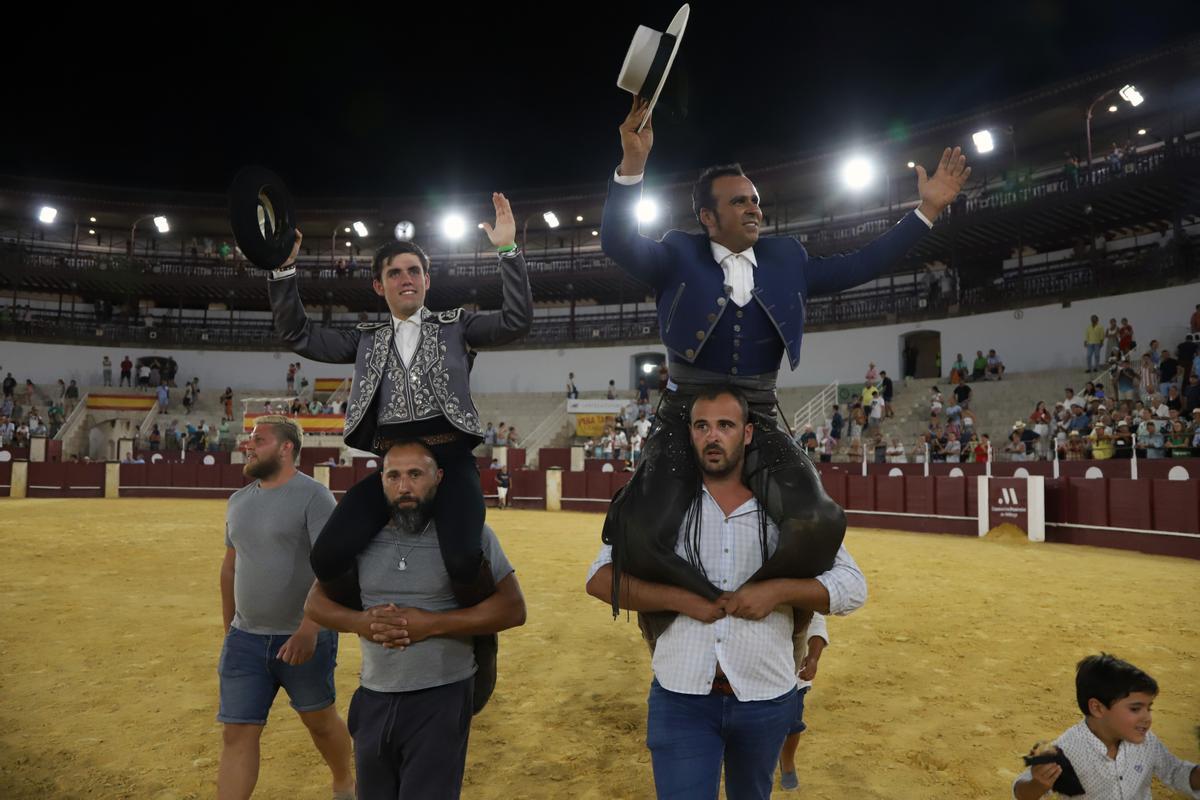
[778,612,828,791]
[1012,653,1199,799]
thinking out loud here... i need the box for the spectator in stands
[600,429,613,459]
[943,432,961,463]
[864,362,878,385]
[985,349,1005,381]
[1191,304,1200,334]
[631,431,644,464]
[1103,318,1119,358]
[119,356,132,387]
[879,371,894,418]
[150,362,163,390]
[484,423,497,446]
[489,457,500,470]
[964,350,984,381]
[183,380,195,415]
[1167,420,1191,458]
[137,363,150,391]
[614,428,628,460]
[635,412,651,443]
[64,379,79,414]
[1149,393,1169,420]
[505,427,518,448]
[828,404,843,447]
[0,415,12,446]
[221,387,234,422]
[497,422,508,443]
[1081,382,1098,404]
[868,393,884,431]
[1166,386,1183,414]
[949,353,969,384]
[903,344,917,380]
[1117,318,1134,355]
[1066,403,1091,436]
[848,437,864,462]
[1064,430,1086,460]
[885,436,906,463]
[1183,373,1200,414]
[156,381,169,413]
[102,356,112,387]
[286,362,296,393]
[795,424,817,451]
[309,398,323,415]
[952,381,972,413]
[1136,354,1157,403]
[1090,423,1114,460]
[929,386,943,418]
[23,379,35,406]
[1084,315,1105,372]
[848,405,866,442]
[1112,422,1134,459]
[861,382,879,409]
[657,363,668,393]
[1177,334,1198,385]
[1063,152,1080,188]
[1159,349,1181,397]
[2,372,14,399]
[1029,402,1051,458]
[566,373,578,399]
[1113,359,1137,402]
[14,421,29,447]
[290,397,304,416]
[149,424,161,451]
[218,419,230,449]
[1138,421,1165,459]
[1146,339,1161,367]
[606,380,617,400]
[637,378,649,404]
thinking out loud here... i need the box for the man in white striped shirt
[586,387,866,800]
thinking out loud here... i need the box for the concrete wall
[3,282,1197,393]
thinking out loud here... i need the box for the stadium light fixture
[38,206,58,224]
[153,216,169,233]
[841,157,873,190]
[88,228,96,235]
[1107,105,1118,113]
[1118,84,1144,107]
[543,212,561,229]
[575,215,583,222]
[345,241,351,247]
[344,226,351,233]
[641,363,656,375]
[972,130,995,154]
[591,230,598,236]
[441,213,467,240]
[1137,128,1147,136]
[635,198,659,224]
[906,161,915,169]
[89,216,97,223]
[352,221,368,238]
[477,222,485,229]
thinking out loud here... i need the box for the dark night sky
[4,1,1197,199]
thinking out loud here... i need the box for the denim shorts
[787,686,811,736]
[217,626,338,724]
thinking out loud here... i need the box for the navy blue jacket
[600,179,930,371]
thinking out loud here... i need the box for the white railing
[52,391,90,441]
[520,401,569,463]
[137,403,159,445]
[792,381,838,436]
[326,378,351,408]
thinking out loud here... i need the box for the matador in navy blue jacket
[598,98,972,633]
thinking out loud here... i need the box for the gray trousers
[348,679,474,800]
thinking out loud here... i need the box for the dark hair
[692,163,746,227]
[372,241,430,282]
[1075,653,1158,716]
[689,385,750,425]
[380,437,439,466]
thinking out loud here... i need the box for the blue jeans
[646,679,798,800]
[1086,343,1102,371]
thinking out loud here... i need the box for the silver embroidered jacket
[268,251,533,453]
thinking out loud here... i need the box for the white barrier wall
[2,282,1197,393]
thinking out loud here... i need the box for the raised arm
[804,147,971,298]
[599,97,672,287]
[463,193,534,348]
[267,230,361,363]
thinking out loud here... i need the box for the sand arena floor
[0,499,1196,799]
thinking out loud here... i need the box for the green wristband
[497,244,518,253]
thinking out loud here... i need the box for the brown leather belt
[710,675,735,696]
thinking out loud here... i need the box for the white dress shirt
[709,241,757,307]
[588,488,867,701]
[391,307,425,367]
[1012,719,1200,799]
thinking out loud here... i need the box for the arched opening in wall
[631,352,666,393]
[900,331,941,380]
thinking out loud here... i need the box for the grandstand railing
[136,404,159,446]
[3,138,1195,282]
[52,391,90,442]
[2,240,1194,349]
[793,382,838,437]
[519,401,569,462]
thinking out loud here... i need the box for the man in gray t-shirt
[306,440,527,800]
[217,416,354,800]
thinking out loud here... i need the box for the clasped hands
[680,581,785,624]
[359,603,439,650]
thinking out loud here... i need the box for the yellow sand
[984,523,1033,545]
[0,500,1196,799]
